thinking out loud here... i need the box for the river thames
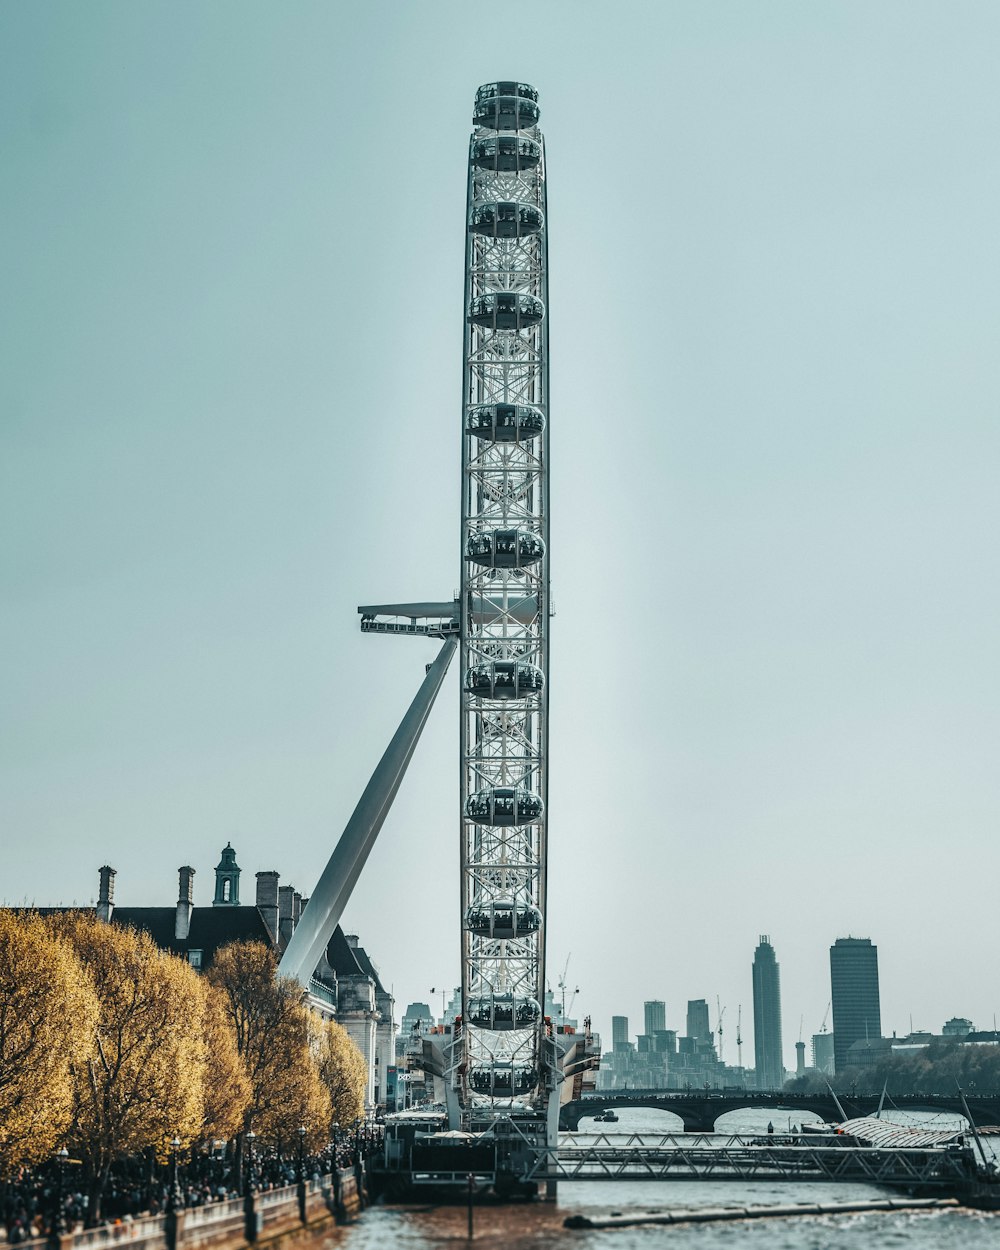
[329,1107,999,1248]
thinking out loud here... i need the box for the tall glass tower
[686,999,711,1041]
[611,1015,630,1050]
[752,936,784,1089]
[830,937,882,1072]
[644,1000,666,1035]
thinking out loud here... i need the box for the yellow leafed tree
[50,915,207,1221]
[0,912,97,1176]
[200,982,252,1143]
[208,942,332,1156]
[314,1018,367,1130]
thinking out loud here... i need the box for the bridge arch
[713,1106,830,1134]
[561,1090,1000,1133]
[572,1104,684,1133]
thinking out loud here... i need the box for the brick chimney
[96,866,116,923]
[175,866,195,940]
[293,891,303,925]
[278,885,296,949]
[255,871,280,943]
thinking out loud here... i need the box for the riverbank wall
[8,1170,367,1250]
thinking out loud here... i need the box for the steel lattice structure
[281,82,557,1148]
[458,82,550,1122]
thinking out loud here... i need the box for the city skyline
[3,2,999,1066]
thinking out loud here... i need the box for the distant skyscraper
[686,999,710,1041]
[612,1015,629,1051]
[644,1000,666,1035]
[812,1031,835,1075]
[752,936,784,1088]
[830,937,882,1072]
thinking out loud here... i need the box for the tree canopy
[207,941,354,1150]
[315,1018,367,1129]
[0,912,97,1176]
[51,915,209,1218]
[787,1041,1000,1096]
[0,917,371,1202]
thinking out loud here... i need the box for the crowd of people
[0,1125,385,1245]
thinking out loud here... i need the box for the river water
[327,1107,999,1248]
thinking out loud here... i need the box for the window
[189,950,203,969]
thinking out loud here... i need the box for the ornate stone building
[87,845,396,1111]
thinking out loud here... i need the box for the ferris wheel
[278,81,556,1140]
[459,81,551,1123]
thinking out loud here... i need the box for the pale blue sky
[2,1,998,1067]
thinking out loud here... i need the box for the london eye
[460,80,550,1126]
[278,79,556,1147]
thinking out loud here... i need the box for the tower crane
[736,1004,743,1072]
[715,996,727,1064]
[556,954,573,1021]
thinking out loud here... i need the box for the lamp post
[296,1125,307,1223]
[243,1130,258,1244]
[167,1137,182,1212]
[164,1137,182,1250]
[245,1130,256,1189]
[47,1146,69,1250]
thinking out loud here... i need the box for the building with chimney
[22,846,395,1110]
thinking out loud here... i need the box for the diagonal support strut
[279,636,457,986]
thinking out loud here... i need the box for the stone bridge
[560,1089,1000,1133]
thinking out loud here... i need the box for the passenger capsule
[469,201,544,240]
[469,1063,537,1096]
[471,136,541,173]
[475,81,539,107]
[468,292,544,332]
[466,899,543,939]
[466,661,545,700]
[465,787,544,826]
[473,82,540,130]
[466,994,542,1032]
[466,404,545,443]
[467,529,544,570]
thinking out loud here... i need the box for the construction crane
[819,1001,831,1032]
[715,996,727,1064]
[736,1004,743,1071]
[556,954,575,1022]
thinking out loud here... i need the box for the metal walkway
[525,1132,979,1188]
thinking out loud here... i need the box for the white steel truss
[459,84,550,1122]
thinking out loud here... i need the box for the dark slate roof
[350,940,387,995]
[325,925,366,978]
[111,906,276,967]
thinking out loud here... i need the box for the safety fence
[6,1168,366,1250]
